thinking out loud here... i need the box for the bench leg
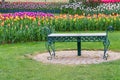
[77,41,81,56]
[46,42,55,60]
[103,39,110,60]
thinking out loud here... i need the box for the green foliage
[61,7,83,15]
[83,0,101,8]
[69,0,81,3]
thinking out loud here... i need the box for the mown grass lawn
[0,31,120,80]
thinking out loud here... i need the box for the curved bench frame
[46,26,113,60]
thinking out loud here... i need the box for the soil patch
[33,50,120,65]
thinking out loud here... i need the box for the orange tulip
[1,21,4,26]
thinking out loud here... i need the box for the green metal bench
[46,26,113,60]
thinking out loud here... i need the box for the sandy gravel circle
[33,50,120,65]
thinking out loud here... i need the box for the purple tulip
[1,12,54,19]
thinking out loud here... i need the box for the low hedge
[0,2,65,13]
[0,9,61,13]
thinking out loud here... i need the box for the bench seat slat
[48,33,107,42]
[48,33,106,37]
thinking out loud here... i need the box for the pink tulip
[101,0,120,3]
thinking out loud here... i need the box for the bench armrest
[106,26,114,33]
[41,26,54,35]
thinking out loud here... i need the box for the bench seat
[48,33,106,37]
[48,33,107,42]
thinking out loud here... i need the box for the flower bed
[60,2,120,15]
[0,2,65,13]
[53,14,120,31]
[1,12,54,19]
[0,12,120,44]
[0,12,54,44]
